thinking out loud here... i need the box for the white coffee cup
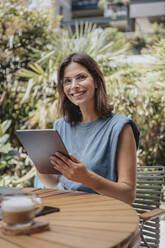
[0,192,43,229]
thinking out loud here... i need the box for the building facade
[28,0,165,32]
[130,0,165,32]
[61,0,127,29]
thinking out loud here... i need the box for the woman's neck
[80,105,99,123]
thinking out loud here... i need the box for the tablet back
[16,129,69,174]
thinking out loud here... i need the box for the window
[59,6,63,15]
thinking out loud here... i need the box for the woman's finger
[69,153,79,163]
[50,159,67,174]
[55,152,73,167]
[51,154,70,167]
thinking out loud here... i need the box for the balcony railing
[72,0,99,11]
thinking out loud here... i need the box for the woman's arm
[36,171,59,188]
[50,124,137,204]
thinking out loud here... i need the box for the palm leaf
[29,63,45,75]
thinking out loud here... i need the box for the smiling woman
[35,52,140,205]
[57,52,112,123]
[62,62,97,116]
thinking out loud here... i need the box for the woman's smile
[71,90,87,98]
[63,62,97,108]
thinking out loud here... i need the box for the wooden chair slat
[135,195,160,200]
[133,205,158,211]
[136,189,162,195]
[137,185,162,190]
[137,180,164,184]
[133,199,159,205]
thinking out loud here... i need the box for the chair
[132,166,165,248]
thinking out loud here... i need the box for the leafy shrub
[0,0,61,135]
[0,120,18,167]
[0,120,34,187]
[0,0,61,186]
[106,40,165,165]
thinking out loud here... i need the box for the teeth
[73,92,84,97]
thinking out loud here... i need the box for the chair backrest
[132,165,165,248]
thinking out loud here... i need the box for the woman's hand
[50,152,89,183]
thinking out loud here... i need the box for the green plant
[34,22,128,74]
[0,0,61,186]
[0,119,35,187]
[106,38,165,166]
[0,0,61,135]
[0,146,35,187]
[0,120,18,164]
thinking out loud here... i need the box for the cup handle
[34,197,43,216]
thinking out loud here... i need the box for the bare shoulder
[122,123,133,132]
[118,123,136,147]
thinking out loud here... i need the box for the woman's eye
[77,75,87,81]
[64,79,71,85]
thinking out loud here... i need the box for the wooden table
[0,188,140,248]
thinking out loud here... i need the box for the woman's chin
[71,98,86,106]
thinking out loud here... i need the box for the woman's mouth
[71,91,86,97]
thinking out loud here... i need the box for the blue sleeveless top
[34,113,139,192]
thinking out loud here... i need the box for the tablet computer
[16,129,69,174]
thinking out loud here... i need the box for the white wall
[130,1,165,18]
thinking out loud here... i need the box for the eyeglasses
[62,73,90,87]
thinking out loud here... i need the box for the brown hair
[57,52,113,122]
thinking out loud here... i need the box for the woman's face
[62,62,97,108]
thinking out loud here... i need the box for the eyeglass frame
[62,72,93,88]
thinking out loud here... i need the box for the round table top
[0,188,139,248]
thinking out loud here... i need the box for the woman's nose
[70,79,78,88]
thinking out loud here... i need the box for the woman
[35,52,139,204]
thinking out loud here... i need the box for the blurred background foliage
[0,0,165,187]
